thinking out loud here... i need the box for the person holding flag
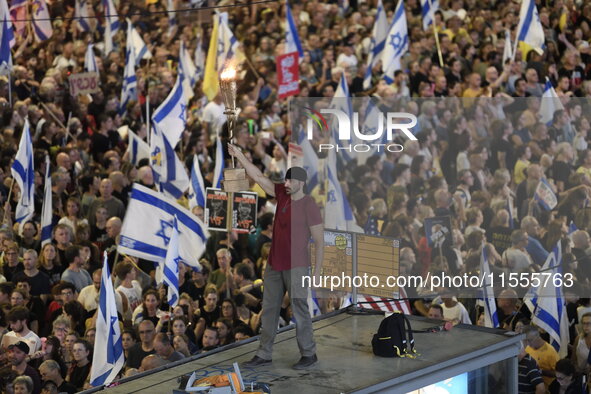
[228,144,324,369]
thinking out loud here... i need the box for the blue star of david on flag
[155,219,174,246]
[390,33,403,50]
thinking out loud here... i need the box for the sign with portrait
[232,191,258,233]
[205,188,228,231]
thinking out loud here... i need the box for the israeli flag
[84,43,97,72]
[149,125,189,199]
[420,0,439,30]
[31,0,52,42]
[0,0,15,75]
[524,242,562,316]
[363,0,388,89]
[89,253,124,386]
[119,23,137,117]
[534,177,557,211]
[329,73,355,163]
[382,0,408,83]
[479,246,499,328]
[307,288,322,317]
[285,0,303,57]
[129,21,152,66]
[325,140,361,232]
[531,242,569,357]
[539,77,564,125]
[11,119,35,227]
[179,41,196,100]
[296,125,319,192]
[163,216,180,307]
[102,0,119,54]
[40,156,52,246]
[167,0,176,34]
[212,138,224,189]
[502,29,513,65]
[188,155,206,209]
[127,128,150,166]
[9,0,26,38]
[194,34,205,82]
[217,12,240,71]
[515,0,545,55]
[118,183,208,270]
[152,74,187,149]
[75,0,91,33]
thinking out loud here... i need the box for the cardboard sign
[232,191,258,233]
[276,52,299,99]
[424,216,453,249]
[205,188,228,231]
[69,72,100,96]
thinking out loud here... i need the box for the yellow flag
[203,15,219,101]
[559,11,568,32]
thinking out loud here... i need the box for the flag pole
[3,178,15,225]
[146,60,151,146]
[428,0,443,67]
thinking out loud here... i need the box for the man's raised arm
[227,143,276,196]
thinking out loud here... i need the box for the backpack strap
[401,314,418,358]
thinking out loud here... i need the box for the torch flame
[220,67,237,80]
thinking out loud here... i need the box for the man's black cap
[8,341,30,354]
[285,167,307,183]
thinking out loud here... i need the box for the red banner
[276,52,299,99]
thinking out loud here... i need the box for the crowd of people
[0,0,589,393]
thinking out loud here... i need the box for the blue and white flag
[503,29,513,65]
[194,34,205,82]
[89,253,124,386]
[515,0,545,55]
[524,241,562,316]
[325,139,361,232]
[102,0,119,54]
[152,74,187,148]
[118,183,208,270]
[179,41,196,100]
[531,242,569,357]
[479,246,499,328]
[188,155,206,209]
[307,288,322,317]
[420,0,439,30]
[75,0,92,33]
[296,125,319,192]
[40,156,52,246]
[212,138,224,189]
[163,216,180,307]
[216,12,241,71]
[0,0,14,75]
[167,0,176,35]
[149,125,189,199]
[539,77,564,125]
[130,25,151,66]
[11,119,34,227]
[363,0,388,89]
[32,0,52,42]
[119,23,137,117]
[329,73,355,163]
[382,0,408,83]
[534,177,557,211]
[285,0,303,57]
[84,43,97,72]
[127,127,150,166]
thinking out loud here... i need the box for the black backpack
[371,312,417,358]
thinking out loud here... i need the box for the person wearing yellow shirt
[524,326,560,388]
[514,145,532,185]
[576,150,591,179]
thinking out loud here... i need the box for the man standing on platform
[228,144,324,370]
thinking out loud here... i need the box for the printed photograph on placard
[205,188,228,232]
[232,191,258,233]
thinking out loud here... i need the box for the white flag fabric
[194,35,205,82]
[515,0,545,55]
[362,0,388,89]
[149,125,189,199]
[179,41,196,100]
[152,74,188,148]
[163,216,180,307]
[119,23,137,117]
[502,29,513,65]
[118,184,208,270]
[212,138,224,189]
[11,119,35,227]
[102,0,119,54]
[382,0,408,83]
[32,0,53,42]
[531,242,569,357]
[534,177,557,211]
[0,0,15,75]
[328,73,355,163]
[40,156,52,246]
[420,0,439,30]
[130,24,152,65]
[539,77,564,125]
[74,0,92,32]
[89,253,124,386]
[216,12,242,71]
[188,155,206,209]
[127,128,150,166]
[285,0,304,57]
[84,43,98,72]
[296,125,319,192]
[480,246,499,328]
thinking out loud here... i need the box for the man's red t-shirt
[268,183,322,271]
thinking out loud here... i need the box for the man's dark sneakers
[243,355,272,367]
[292,354,318,370]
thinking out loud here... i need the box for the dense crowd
[0,0,589,393]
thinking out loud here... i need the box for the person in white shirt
[1,306,41,355]
[202,95,226,142]
[115,262,143,321]
[78,269,123,313]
